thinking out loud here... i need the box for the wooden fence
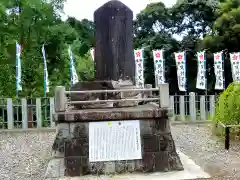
[0,93,216,130]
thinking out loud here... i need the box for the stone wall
[52,118,183,176]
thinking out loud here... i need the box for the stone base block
[51,118,183,177]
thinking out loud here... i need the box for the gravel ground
[0,124,240,180]
[171,124,240,180]
[0,131,56,180]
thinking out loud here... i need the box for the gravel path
[171,124,240,180]
[0,131,56,180]
[0,124,240,180]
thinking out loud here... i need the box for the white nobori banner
[213,51,224,90]
[68,46,79,85]
[41,44,49,93]
[174,51,187,91]
[16,42,22,91]
[134,49,144,88]
[153,49,165,86]
[90,48,95,61]
[230,52,240,82]
[196,51,206,90]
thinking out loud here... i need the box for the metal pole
[225,126,230,150]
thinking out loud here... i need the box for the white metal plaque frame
[89,120,142,162]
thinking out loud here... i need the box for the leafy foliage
[214,82,240,126]
[171,0,219,37]
[0,0,95,97]
[1,0,240,97]
[133,0,240,94]
[133,0,220,93]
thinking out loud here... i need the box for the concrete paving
[46,149,210,180]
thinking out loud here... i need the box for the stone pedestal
[52,103,183,177]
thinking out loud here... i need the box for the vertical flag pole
[16,42,19,98]
[134,48,145,88]
[68,46,79,87]
[184,51,187,97]
[213,51,225,91]
[196,50,207,94]
[230,52,240,83]
[16,42,22,126]
[90,48,95,78]
[204,51,207,96]
[174,51,187,92]
[42,44,49,98]
[42,44,50,126]
[16,42,18,127]
[153,49,165,88]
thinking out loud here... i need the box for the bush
[214,81,240,126]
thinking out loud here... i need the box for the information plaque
[89,120,142,162]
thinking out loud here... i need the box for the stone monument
[94,0,135,81]
[70,0,140,107]
[48,0,183,178]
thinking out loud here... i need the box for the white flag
[230,52,240,82]
[134,49,144,88]
[68,46,79,85]
[153,49,165,86]
[90,48,95,61]
[42,45,49,93]
[16,42,22,91]
[213,51,224,90]
[196,51,206,90]
[174,51,187,91]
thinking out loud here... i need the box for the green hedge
[214,81,240,125]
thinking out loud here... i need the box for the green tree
[171,0,219,37]
[199,0,240,90]
[133,2,179,92]
[0,0,95,97]
[133,1,219,93]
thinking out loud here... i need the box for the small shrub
[214,81,240,125]
[214,82,240,136]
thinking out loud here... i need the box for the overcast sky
[63,0,177,21]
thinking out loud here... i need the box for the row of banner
[16,42,79,95]
[133,49,240,91]
[133,49,229,91]
[15,44,240,95]
[90,48,239,91]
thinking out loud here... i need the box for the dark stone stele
[94,0,135,82]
